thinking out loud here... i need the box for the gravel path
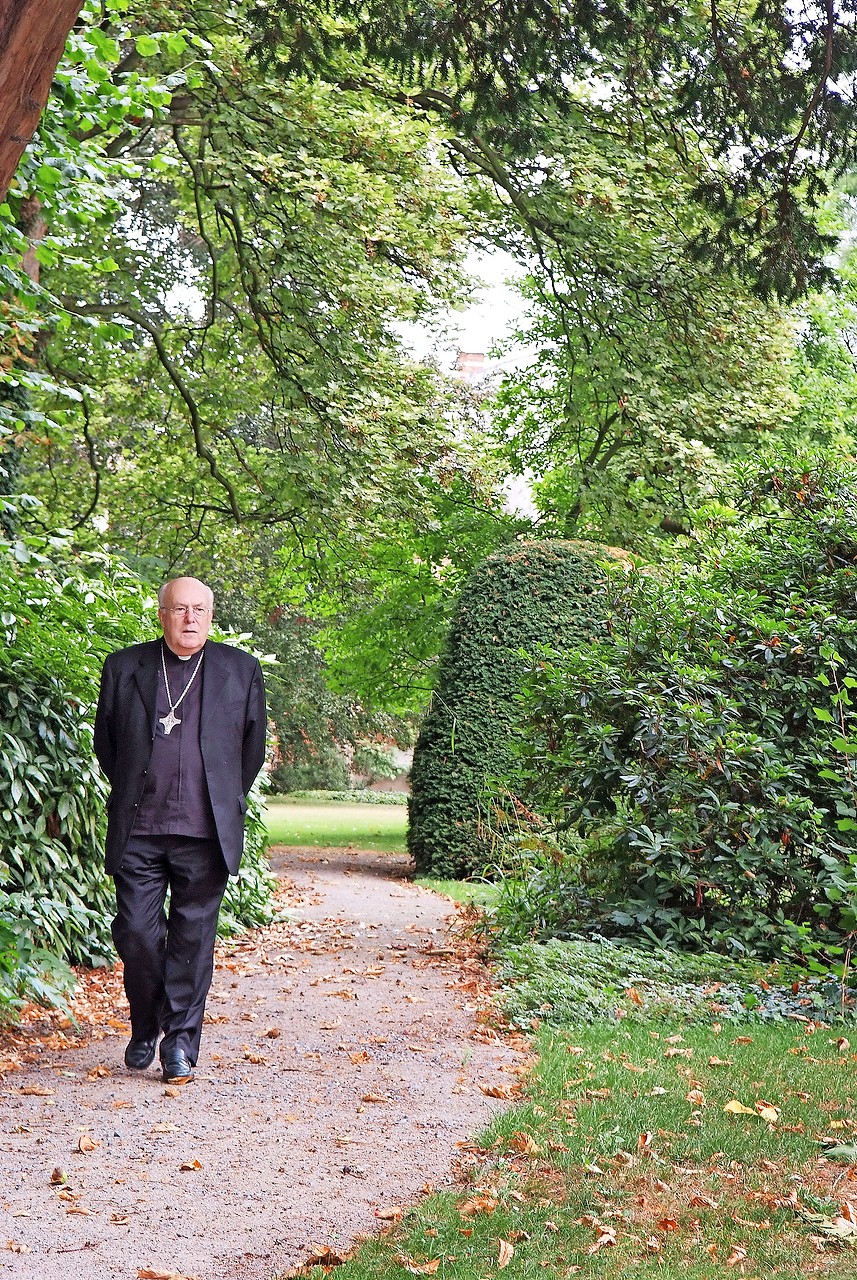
[0,848,521,1279]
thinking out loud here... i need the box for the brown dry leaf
[66,1205,92,1216]
[179,1158,202,1172]
[686,1089,706,1106]
[375,1205,405,1223]
[509,1132,541,1155]
[497,1238,515,1268]
[459,1195,499,1217]
[755,1101,780,1123]
[18,1084,54,1097]
[137,1270,197,1280]
[111,1213,131,1225]
[361,1093,390,1104]
[87,1063,111,1079]
[303,1247,346,1268]
[626,987,644,1006]
[587,1225,617,1254]
[841,1201,857,1225]
[243,1051,268,1065]
[664,1047,693,1059]
[708,1057,733,1067]
[726,1246,748,1267]
[645,1236,662,1253]
[163,1087,181,1098]
[264,1027,281,1039]
[49,1167,67,1185]
[689,1193,718,1208]
[638,1132,654,1150]
[6,1241,31,1253]
[657,1218,679,1232]
[393,1254,441,1275]
[349,1051,371,1065]
[77,1133,99,1153]
[732,1035,754,1045]
[724,1099,756,1116]
[479,1083,521,1100]
[731,1215,771,1229]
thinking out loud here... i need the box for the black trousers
[112,834,228,1065]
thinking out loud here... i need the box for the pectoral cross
[159,709,181,735]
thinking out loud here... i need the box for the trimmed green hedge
[408,540,618,878]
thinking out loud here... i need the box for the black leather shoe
[124,1037,157,1070]
[161,1051,195,1084]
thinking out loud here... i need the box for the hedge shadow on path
[0,846,521,1280]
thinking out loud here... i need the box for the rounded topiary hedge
[408,540,620,879]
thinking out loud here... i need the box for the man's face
[158,577,213,656]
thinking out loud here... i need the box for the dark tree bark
[0,0,83,203]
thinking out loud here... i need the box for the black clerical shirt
[131,643,217,841]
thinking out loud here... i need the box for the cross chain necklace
[159,643,204,736]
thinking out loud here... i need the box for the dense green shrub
[0,537,275,990]
[408,540,618,878]
[509,457,857,958]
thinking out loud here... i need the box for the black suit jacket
[94,639,267,875]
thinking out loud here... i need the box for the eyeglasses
[164,604,211,617]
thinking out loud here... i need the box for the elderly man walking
[94,577,267,1083]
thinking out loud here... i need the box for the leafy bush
[280,789,408,805]
[408,540,619,879]
[509,457,857,958]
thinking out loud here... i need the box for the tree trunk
[0,0,83,203]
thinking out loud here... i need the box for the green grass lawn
[264,799,408,853]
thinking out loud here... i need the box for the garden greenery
[502,458,857,961]
[408,541,617,879]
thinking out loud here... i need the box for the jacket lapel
[200,641,233,722]
[133,641,161,732]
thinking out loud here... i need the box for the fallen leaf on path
[264,1027,281,1039]
[163,1087,181,1098]
[66,1205,92,1215]
[77,1133,99,1153]
[303,1246,346,1267]
[376,1205,405,1222]
[18,1085,54,1096]
[479,1083,521,1099]
[87,1064,111,1079]
[349,1051,370,1065]
[361,1093,389,1103]
[5,1241,30,1253]
[137,1270,198,1280]
[497,1239,515,1268]
[49,1167,67,1185]
[179,1159,202,1171]
[111,1213,131,1224]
